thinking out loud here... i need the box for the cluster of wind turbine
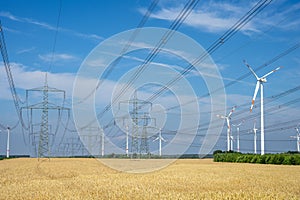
[244,60,282,155]
[290,124,300,152]
[217,106,236,151]
[153,128,166,156]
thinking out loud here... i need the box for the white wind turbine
[6,127,10,158]
[232,120,244,152]
[3,127,11,158]
[290,124,300,152]
[230,135,234,152]
[252,120,258,154]
[153,128,166,156]
[217,106,236,151]
[244,60,282,155]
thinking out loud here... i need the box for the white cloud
[16,47,35,54]
[38,53,78,63]
[142,2,259,34]
[0,11,22,21]
[0,62,75,101]
[0,11,103,42]
[141,1,300,35]
[258,2,300,31]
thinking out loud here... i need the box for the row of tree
[213,150,300,165]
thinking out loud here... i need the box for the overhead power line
[144,0,273,104]
[75,0,160,105]
[100,0,273,132]
[162,40,300,113]
[94,0,199,124]
[47,0,62,73]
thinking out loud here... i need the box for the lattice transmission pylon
[22,74,69,158]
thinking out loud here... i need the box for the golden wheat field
[0,158,299,200]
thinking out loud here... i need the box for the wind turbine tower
[244,60,281,155]
[253,119,258,154]
[6,127,10,158]
[291,124,300,152]
[217,106,236,151]
[232,121,243,152]
[230,135,234,152]
[153,128,166,156]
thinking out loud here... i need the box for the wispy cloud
[140,2,259,34]
[2,26,22,34]
[0,62,75,100]
[0,11,103,42]
[259,2,300,31]
[17,47,36,54]
[38,53,78,63]
[141,1,300,35]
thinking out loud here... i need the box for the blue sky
[0,0,300,156]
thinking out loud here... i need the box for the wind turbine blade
[226,118,230,129]
[153,137,159,142]
[244,60,259,80]
[227,106,236,117]
[237,120,244,126]
[261,66,282,79]
[216,114,226,119]
[250,81,260,112]
[161,137,166,142]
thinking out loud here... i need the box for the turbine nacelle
[244,60,282,112]
[259,78,267,83]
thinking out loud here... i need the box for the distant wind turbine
[153,128,166,156]
[252,119,258,154]
[230,135,234,152]
[232,120,244,152]
[6,127,10,158]
[290,124,300,152]
[244,60,282,155]
[217,106,236,151]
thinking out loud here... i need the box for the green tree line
[213,151,300,165]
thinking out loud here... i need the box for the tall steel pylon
[80,126,104,157]
[131,91,139,155]
[22,74,69,158]
[39,75,49,158]
[140,113,151,155]
[118,90,152,158]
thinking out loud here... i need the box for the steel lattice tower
[140,113,150,155]
[119,90,152,158]
[22,74,69,158]
[38,77,50,158]
[131,91,139,155]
